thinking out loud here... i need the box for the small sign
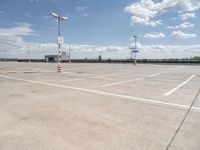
[57,36,64,45]
[132,50,139,53]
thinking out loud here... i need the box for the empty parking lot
[0,62,200,150]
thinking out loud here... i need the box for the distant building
[45,51,69,62]
[61,51,70,62]
[45,55,58,62]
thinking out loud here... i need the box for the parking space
[0,62,200,150]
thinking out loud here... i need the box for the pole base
[57,65,62,73]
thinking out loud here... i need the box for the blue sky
[0,0,200,59]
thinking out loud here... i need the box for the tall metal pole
[4,49,6,62]
[57,17,62,72]
[134,36,137,65]
[134,52,136,65]
[131,50,133,60]
[28,47,31,63]
[58,17,61,37]
[58,17,61,51]
[69,43,71,63]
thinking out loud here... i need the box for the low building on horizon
[45,51,69,62]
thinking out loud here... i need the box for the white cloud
[144,32,165,39]
[64,44,126,53]
[17,43,200,59]
[130,16,161,27]
[0,23,127,58]
[167,22,194,29]
[124,0,161,27]
[43,15,51,20]
[1,35,200,59]
[25,13,30,17]
[139,44,200,58]
[179,12,195,20]
[125,0,200,27]
[96,46,125,52]
[0,23,36,36]
[1,21,200,59]
[75,6,91,17]
[22,43,127,55]
[49,0,57,2]
[171,30,197,39]
[76,6,88,10]
[29,0,39,2]
[177,22,194,28]
[160,0,200,12]
[83,13,89,17]
[0,23,36,50]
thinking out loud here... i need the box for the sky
[0,0,200,59]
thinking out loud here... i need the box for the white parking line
[0,74,199,112]
[101,78,145,87]
[164,74,196,96]
[101,73,161,87]
[63,74,111,82]
[61,71,73,74]
[62,71,133,82]
[147,73,160,78]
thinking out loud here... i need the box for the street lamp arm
[133,35,137,39]
[61,16,68,20]
[50,12,68,21]
[50,12,59,18]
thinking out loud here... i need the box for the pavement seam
[164,89,200,150]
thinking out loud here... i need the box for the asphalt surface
[0,62,200,150]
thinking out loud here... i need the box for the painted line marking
[101,78,145,87]
[63,74,111,82]
[164,74,196,96]
[0,74,199,112]
[60,71,73,74]
[62,71,101,76]
[147,73,160,78]
[62,71,133,82]
[101,73,161,87]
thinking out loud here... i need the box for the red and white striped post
[57,49,62,73]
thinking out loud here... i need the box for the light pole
[50,12,68,72]
[4,49,6,62]
[69,43,71,63]
[132,35,138,65]
[28,47,31,63]
[129,47,134,60]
